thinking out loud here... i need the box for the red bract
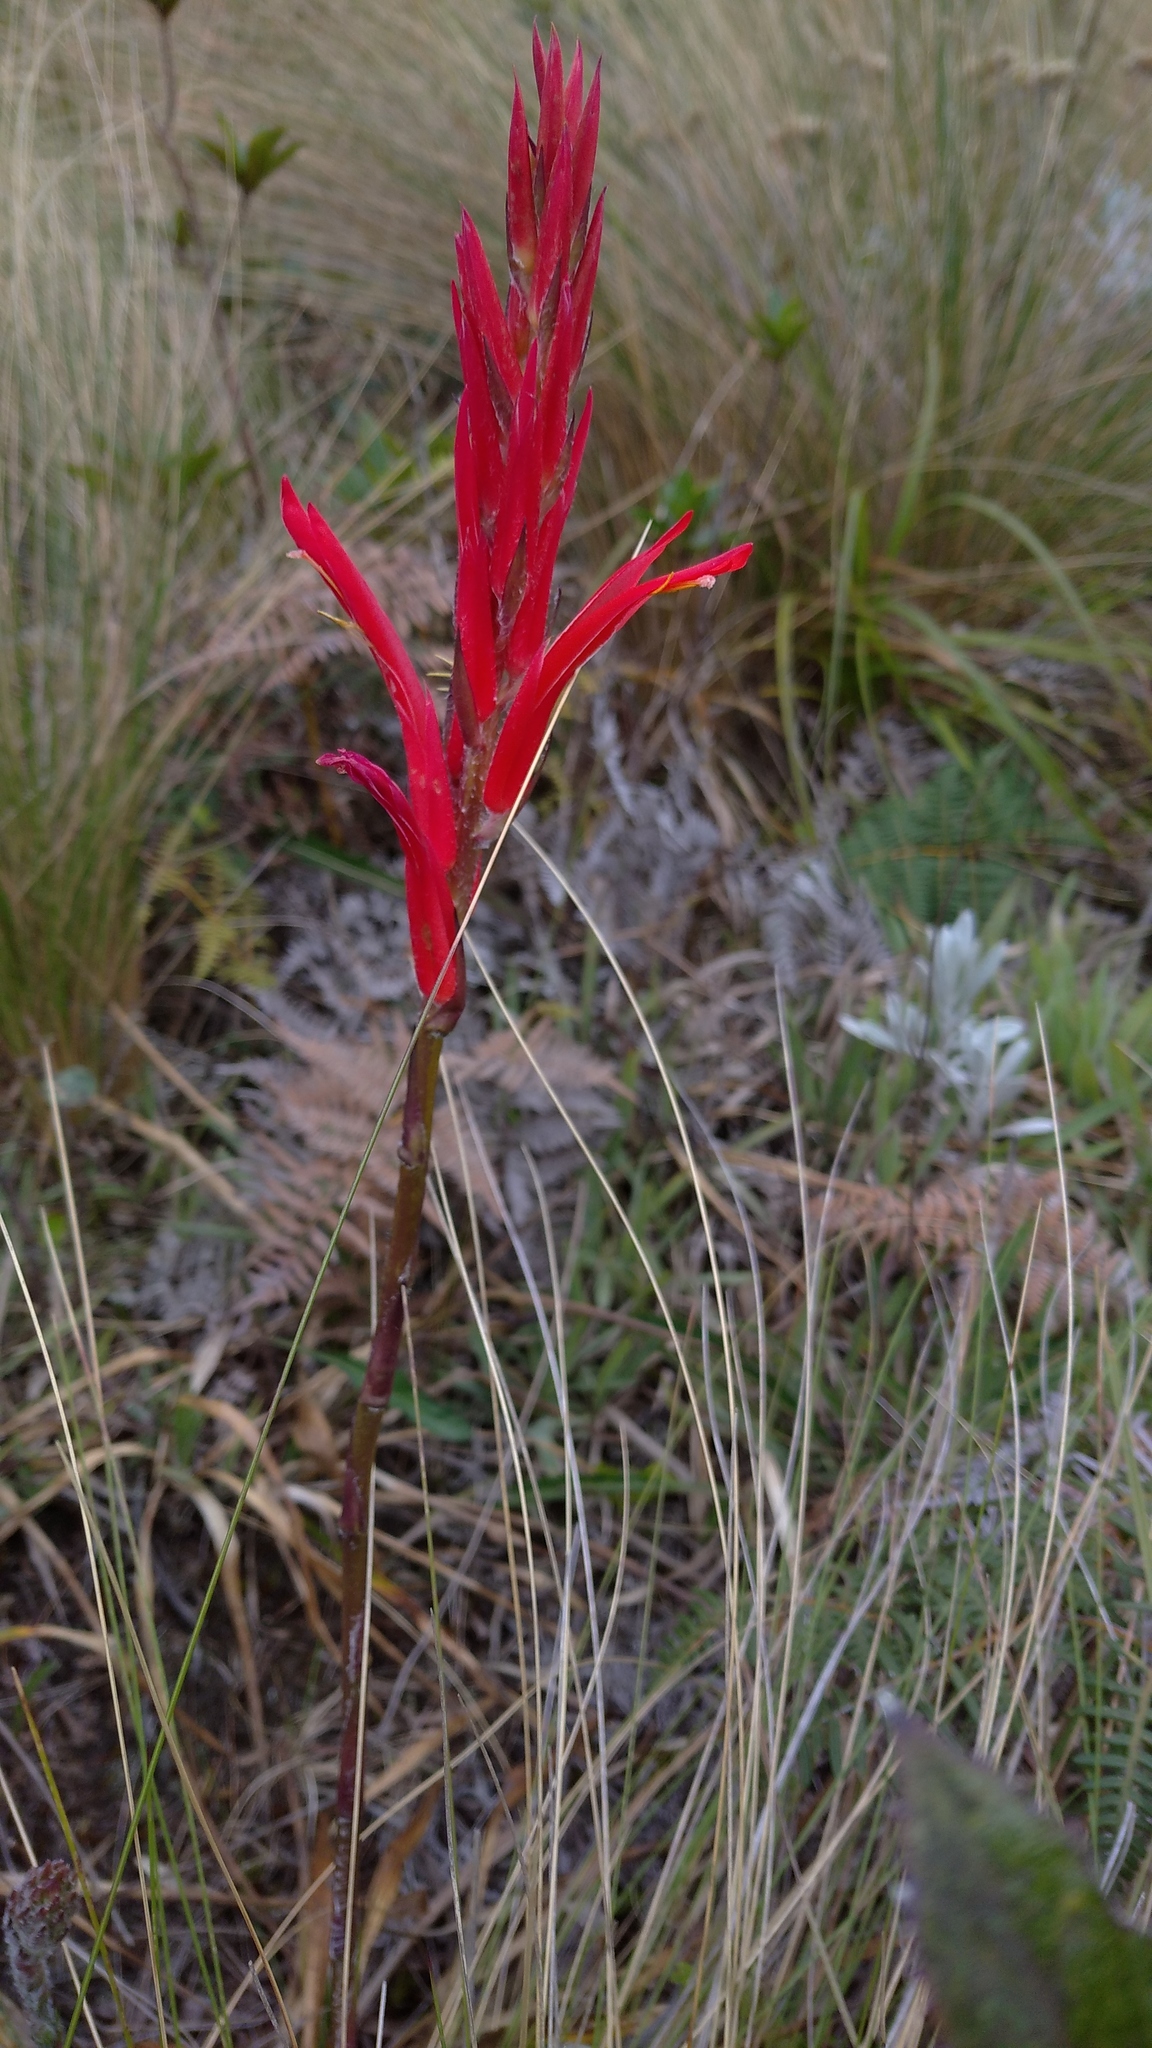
[315,750,460,1003]
[281,479,456,871]
[484,519,753,815]
[284,25,752,1010]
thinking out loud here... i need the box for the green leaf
[391,1371,477,1443]
[325,1352,478,1442]
[886,335,941,555]
[825,485,867,773]
[283,835,405,898]
[170,1401,206,1467]
[750,288,810,360]
[197,118,301,197]
[884,596,1097,832]
[898,1718,1152,2046]
[946,493,1122,686]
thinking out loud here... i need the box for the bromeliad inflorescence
[282,25,751,1012]
[278,26,752,2032]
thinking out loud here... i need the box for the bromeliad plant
[280,25,751,2025]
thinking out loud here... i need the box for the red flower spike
[285,30,753,1020]
[281,480,457,869]
[318,751,459,1002]
[484,520,754,815]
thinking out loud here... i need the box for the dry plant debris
[203,543,454,697]
[725,1148,1137,1321]
[240,1014,622,1310]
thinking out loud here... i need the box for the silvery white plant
[840,910,1035,1136]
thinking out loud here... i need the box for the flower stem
[328,1011,453,2037]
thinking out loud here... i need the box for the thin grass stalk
[18,1182,294,2045]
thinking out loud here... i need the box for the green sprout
[750,286,810,360]
[196,117,301,198]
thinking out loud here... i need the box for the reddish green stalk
[328,1000,459,2035]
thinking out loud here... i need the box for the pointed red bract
[506,79,537,289]
[484,521,754,815]
[571,64,601,243]
[457,214,520,401]
[317,751,459,1002]
[282,480,457,870]
[571,193,603,362]
[535,27,565,186]
[531,129,573,325]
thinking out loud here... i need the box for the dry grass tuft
[180,0,1152,584]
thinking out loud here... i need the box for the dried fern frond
[240,1014,622,1311]
[203,542,454,695]
[726,1150,1135,1321]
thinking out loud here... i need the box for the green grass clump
[0,16,213,1078]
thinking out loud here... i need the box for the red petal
[572,192,603,363]
[653,540,754,592]
[490,348,538,598]
[457,214,519,401]
[507,390,592,679]
[571,62,601,242]
[453,382,481,539]
[536,26,565,184]
[452,287,505,527]
[282,478,457,869]
[456,519,498,721]
[484,524,753,815]
[563,43,584,127]
[539,279,574,483]
[531,128,573,324]
[532,524,749,696]
[317,750,458,1002]
[506,77,537,286]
